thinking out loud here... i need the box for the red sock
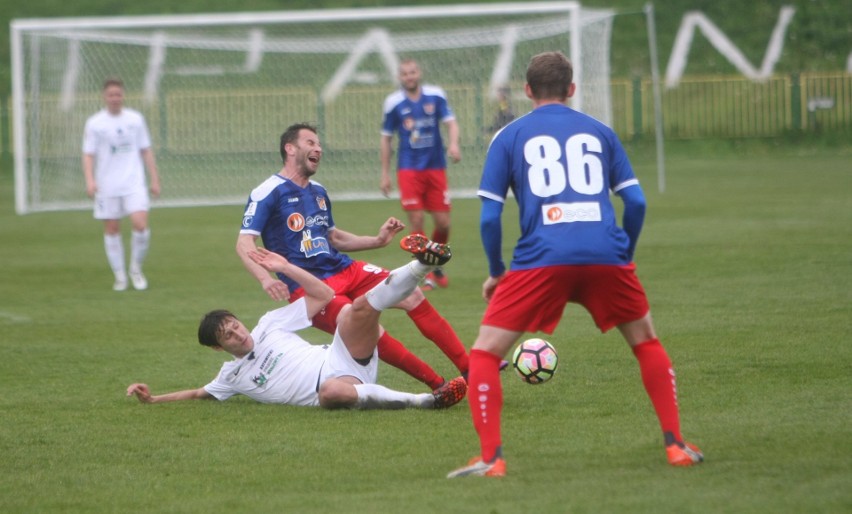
[631,339,683,443]
[431,228,449,245]
[468,349,504,463]
[376,332,444,390]
[407,301,469,374]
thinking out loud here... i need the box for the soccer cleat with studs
[113,276,128,292]
[666,442,704,466]
[400,234,452,266]
[431,376,467,409]
[447,456,507,478]
[129,268,148,290]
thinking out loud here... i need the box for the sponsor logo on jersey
[305,215,329,228]
[316,196,327,211]
[300,230,331,257]
[541,202,602,224]
[287,213,306,231]
[288,197,299,203]
[265,353,283,375]
[242,216,253,228]
[546,206,563,222]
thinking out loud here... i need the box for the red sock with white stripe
[467,348,504,463]
[631,338,683,443]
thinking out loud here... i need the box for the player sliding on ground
[127,234,466,410]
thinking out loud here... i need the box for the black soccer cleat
[399,234,452,266]
[431,376,467,409]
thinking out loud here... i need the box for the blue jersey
[478,104,640,269]
[240,175,353,290]
[381,85,455,170]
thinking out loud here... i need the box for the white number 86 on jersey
[524,134,604,197]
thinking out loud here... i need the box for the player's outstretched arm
[126,383,212,404]
[327,217,405,252]
[249,248,334,319]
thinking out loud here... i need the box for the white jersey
[203,298,378,406]
[82,108,152,197]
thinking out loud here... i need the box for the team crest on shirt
[287,213,305,231]
[316,196,327,211]
[300,229,330,257]
[423,103,435,115]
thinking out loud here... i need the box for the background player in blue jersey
[237,123,469,395]
[448,52,703,478]
[380,58,461,290]
[127,238,467,410]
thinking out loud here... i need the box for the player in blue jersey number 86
[448,51,702,478]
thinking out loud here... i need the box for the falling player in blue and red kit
[448,52,703,478]
[380,58,461,290]
[237,123,469,393]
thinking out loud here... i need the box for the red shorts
[397,168,450,212]
[481,264,650,335]
[289,261,389,334]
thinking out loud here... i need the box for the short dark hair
[102,77,124,90]
[399,57,419,69]
[279,123,318,163]
[197,309,236,347]
[526,51,573,101]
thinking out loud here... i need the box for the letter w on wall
[665,6,795,88]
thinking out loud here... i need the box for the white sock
[353,383,433,410]
[104,233,126,278]
[130,228,150,272]
[365,261,432,311]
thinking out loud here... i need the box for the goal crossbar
[12,1,622,214]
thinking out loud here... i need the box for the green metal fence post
[790,73,801,131]
[632,76,643,141]
[0,94,10,163]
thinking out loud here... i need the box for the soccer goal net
[11,2,615,214]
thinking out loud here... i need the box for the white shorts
[318,330,379,385]
[93,190,150,220]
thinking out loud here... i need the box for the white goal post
[11,2,620,214]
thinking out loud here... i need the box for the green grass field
[1,142,850,513]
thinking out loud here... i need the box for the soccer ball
[512,338,558,384]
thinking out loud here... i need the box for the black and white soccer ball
[512,338,559,384]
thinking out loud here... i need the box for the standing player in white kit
[83,77,161,291]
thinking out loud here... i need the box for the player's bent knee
[318,379,358,409]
